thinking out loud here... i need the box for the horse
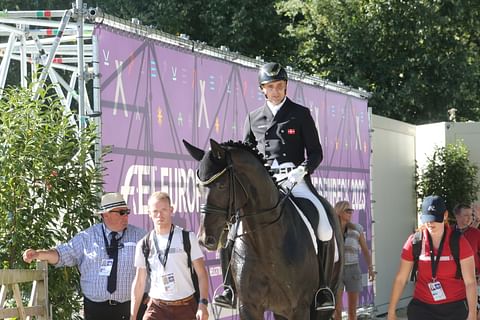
[184,139,343,320]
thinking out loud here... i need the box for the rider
[213,62,335,311]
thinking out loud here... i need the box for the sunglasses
[344,208,354,213]
[110,209,130,216]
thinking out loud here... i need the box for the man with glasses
[23,192,146,320]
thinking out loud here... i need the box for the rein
[198,153,291,229]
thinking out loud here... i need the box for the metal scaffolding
[0,2,370,169]
[0,0,101,164]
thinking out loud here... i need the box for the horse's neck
[240,192,285,241]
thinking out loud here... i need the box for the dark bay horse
[184,139,343,320]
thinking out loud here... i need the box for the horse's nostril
[205,236,216,246]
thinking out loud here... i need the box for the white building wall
[446,122,480,202]
[371,115,417,314]
[416,121,480,202]
[373,119,480,315]
[415,122,447,169]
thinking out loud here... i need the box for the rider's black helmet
[258,62,288,86]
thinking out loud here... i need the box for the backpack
[410,228,462,282]
[141,228,200,302]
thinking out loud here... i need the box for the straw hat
[96,192,127,215]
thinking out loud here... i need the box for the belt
[153,294,194,306]
[84,297,129,306]
[272,167,295,174]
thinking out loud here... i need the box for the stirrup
[212,284,236,309]
[314,286,335,311]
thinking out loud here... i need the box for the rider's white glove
[288,166,307,185]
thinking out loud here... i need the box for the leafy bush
[417,141,479,221]
[0,85,103,319]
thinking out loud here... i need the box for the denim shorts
[342,263,362,292]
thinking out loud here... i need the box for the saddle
[287,194,319,254]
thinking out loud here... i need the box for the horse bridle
[198,152,247,225]
[197,151,287,227]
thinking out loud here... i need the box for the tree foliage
[97,0,296,63]
[1,0,480,125]
[417,141,479,221]
[278,0,480,124]
[0,85,103,319]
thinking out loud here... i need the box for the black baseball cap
[420,195,447,224]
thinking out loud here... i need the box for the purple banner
[95,23,372,318]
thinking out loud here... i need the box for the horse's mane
[221,140,277,182]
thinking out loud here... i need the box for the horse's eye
[217,182,226,190]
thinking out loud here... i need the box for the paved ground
[374,307,407,319]
[354,307,407,320]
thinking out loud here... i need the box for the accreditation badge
[99,258,114,276]
[428,280,447,301]
[161,272,177,293]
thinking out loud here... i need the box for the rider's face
[261,80,287,105]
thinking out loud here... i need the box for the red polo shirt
[460,226,480,274]
[401,226,473,304]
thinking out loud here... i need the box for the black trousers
[407,298,468,320]
[84,297,130,320]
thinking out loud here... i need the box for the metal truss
[0,0,101,164]
[0,2,371,168]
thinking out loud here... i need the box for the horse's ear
[210,139,225,160]
[183,139,205,161]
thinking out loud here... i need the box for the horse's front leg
[239,303,264,320]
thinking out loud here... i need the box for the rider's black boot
[314,287,335,311]
[213,241,236,309]
[213,287,236,309]
[315,240,335,311]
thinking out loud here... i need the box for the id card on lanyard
[153,225,177,293]
[427,230,447,302]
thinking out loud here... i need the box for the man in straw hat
[23,192,146,320]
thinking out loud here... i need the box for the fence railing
[0,261,49,319]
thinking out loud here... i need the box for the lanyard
[153,224,175,268]
[102,225,125,255]
[427,229,447,280]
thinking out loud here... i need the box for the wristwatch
[199,298,209,306]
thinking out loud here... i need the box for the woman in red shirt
[387,195,476,320]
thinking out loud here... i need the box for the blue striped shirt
[55,223,146,302]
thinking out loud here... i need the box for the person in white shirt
[130,192,209,320]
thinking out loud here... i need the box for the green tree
[3,0,480,125]
[97,0,296,63]
[0,85,103,319]
[417,141,479,221]
[278,0,480,124]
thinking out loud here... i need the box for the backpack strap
[142,230,153,275]
[449,228,462,279]
[182,229,200,302]
[410,231,423,282]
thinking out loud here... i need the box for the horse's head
[183,139,267,250]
